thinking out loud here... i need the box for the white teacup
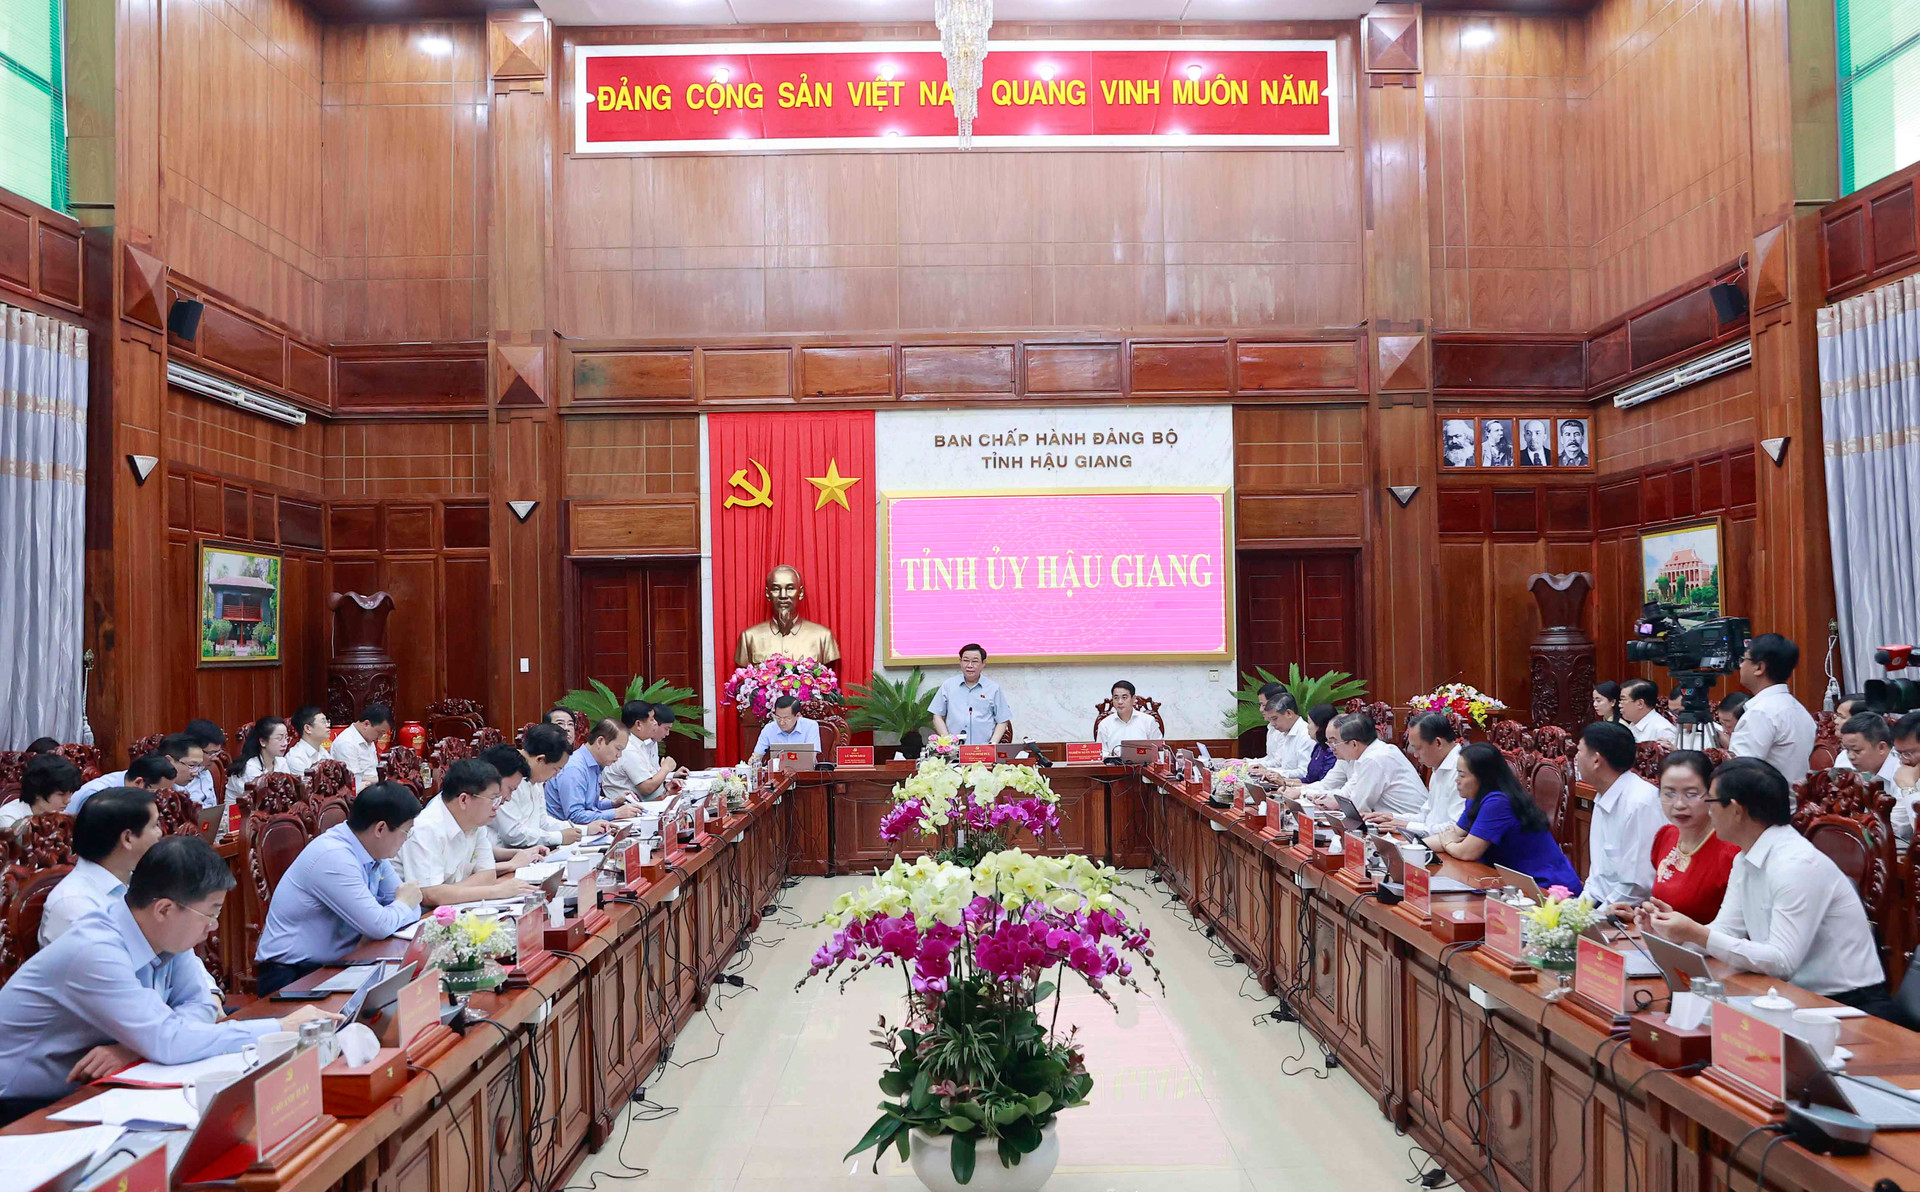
[564,855,593,882]
[187,1071,241,1113]
[254,1031,298,1065]
[1791,1009,1843,1063]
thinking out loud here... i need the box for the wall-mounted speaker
[167,298,205,342]
[1708,281,1748,323]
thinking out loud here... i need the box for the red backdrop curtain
[708,410,876,763]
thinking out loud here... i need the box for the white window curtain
[0,302,88,747]
[1818,274,1920,689]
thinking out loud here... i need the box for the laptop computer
[1787,1034,1920,1128]
[1331,795,1368,835]
[1494,864,1543,902]
[338,960,418,1030]
[1642,931,1714,993]
[994,743,1040,762]
[1118,742,1158,765]
[1375,837,1479,896]
[767,747,818,773]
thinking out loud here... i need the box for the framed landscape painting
[199,543,282,666]
[1640,520,1722,625]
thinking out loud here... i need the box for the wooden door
[1236,551,1359,680]
[576,562,700,695]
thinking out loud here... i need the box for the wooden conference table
[8,761,1915,1192]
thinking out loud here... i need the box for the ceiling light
[1186,63,1204,80]
[1461,27,1495,48]
[878,63,897,81]
[1038,62,1056,80]
[713,66,730,83]
[417,35,451,56]
[937,0,993,148]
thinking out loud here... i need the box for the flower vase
[909,1127,1059,1192]
[441,960,507,994]
[1527,941,1578,973]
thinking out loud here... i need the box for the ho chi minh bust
[735,564,841,669]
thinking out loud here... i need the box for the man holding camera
[1728,633,1817,784]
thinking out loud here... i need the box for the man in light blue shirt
[751,695,822,761]
[546,718,639,824]
[0,835,335,1121]
[929,643,1013,745]
[255,783,425,996]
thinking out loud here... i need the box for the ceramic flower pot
[908,1126,1059,1192]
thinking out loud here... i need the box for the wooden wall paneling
[900,344,1016,400]
[562,415,699,498]
[1430,335,1586,395]
[0,188,85,316]
[1235,340,1363,395]
[166,388,327,496]
[570,350,695,404]
[567,499,702,556]
[333,347,489,413]
[1026,343,1123,395]
[799,346,894,400]
[1236,493,1366,543]
[702,348,792,401]
[1234,406,1368,490]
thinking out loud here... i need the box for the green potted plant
[1224,663,1368,735]
[846,668,938,758]
[559,676,711,744]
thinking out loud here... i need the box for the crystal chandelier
[935,0,992,148]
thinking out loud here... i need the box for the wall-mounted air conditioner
[1607,339,1752,411]
[166,361,309,427]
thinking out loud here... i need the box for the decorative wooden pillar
[1526,573,1596,732]
[1360,7,1440,708]
[326,591,398,724]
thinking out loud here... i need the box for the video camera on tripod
[1866,645,1920,714]
[1625,603,1751,724]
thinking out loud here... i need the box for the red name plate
[516,908,547,969]
[400,929,433,976]
[1404,861,1432,917]
[1342,832,1368,879]
[394,968,442,1048]
[1485,898,1523,958]
[958,744,997,763]
[1711,1001,1786,1100]
[1575,936,1629,1014]
[1064,742,1104,764]
[225,803,241,837]
[836,746,875,766]
[623,839,642,877]
[256,1046,323,1156]
[81,1141,167,1192]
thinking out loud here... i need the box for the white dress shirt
[1336,739,1428,819]
[39,858,128,947]
[67,769,129,816]
[1098,710,1163,755]
[1628,711,1678,746]
[0,799,33,830]
[601,733,660,800]
[1408,744,1466,838]
[1861,753,1920,843]
[226,755,292,803]
[184,767,217,809]
[1582,770,1666,905]
[283,738,329,777]
[1262,718,1315,779]
[492,779,574,849]
[1728,684,1817,785]
[1705,824,1886,995]
[394,794,494,886]
[1301,757,1353,796]
[331,724,382,792]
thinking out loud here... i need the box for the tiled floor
[572,873,1420,1190]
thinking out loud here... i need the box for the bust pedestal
[327,591,398,725]
[1527,572,1596,733]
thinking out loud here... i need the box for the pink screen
[885,491,1229,661]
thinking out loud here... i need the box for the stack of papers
[104,1052,249,1088]
[50,1087,200,1129]
[514,861,565,883]
[0,1124,126,1188]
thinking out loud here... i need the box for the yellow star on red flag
[805,458,861,510]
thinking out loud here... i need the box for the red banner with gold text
[709,412,876,764]
[576,40,1337,153]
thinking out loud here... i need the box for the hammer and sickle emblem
[724,458,774,509]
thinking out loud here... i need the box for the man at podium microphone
[752,695,822,763]
[930,644,1012,745]
[1097,680,1163,756]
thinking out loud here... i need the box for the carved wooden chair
[233,722,256,755]
[152,788,204,837]
[1444,711,1475,744]
[55,743,105,783]
[570,711,590,750]
[471,726,506,753]
[10,812,77,870]
[1091,694,1167,742]
[0,863,70,979]
[1488,720,1528,754]
[1811,711,1843,773]
[248,773,316,834]
[1531,725,1574,761]
[246,809,312,903]
[1794,769,1903,984]
[306,759,356,804]
[1343,699,1396,741]
[314,795,352,833]
[127,733,166,765]
[379,746,428,801]
[1632,740,1671,781]
[426,698,487,743]
[1525,755,1575,845]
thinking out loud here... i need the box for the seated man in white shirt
[331,703,393,793]
[394,759,542,907]
[0,754,81,831]
[483,735,608,849]
[1249,685,1312,780]
[1301,712,1426,819]
[1644,757,1894,1017]
[66,749,183,817]
[1096,680,1163,756]
[602,700,679,802]
[1366,711,1465,838]
[181,720,227,810]
[1620,678,1678,746]
[1728,633,1818,784]
[752,695,823,762]
[1574,721,1667,905]
[1843,711,1915,841]
[40,787,167,946]
[282,705,333,777]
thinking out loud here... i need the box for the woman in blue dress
[1422,742,1582,894]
